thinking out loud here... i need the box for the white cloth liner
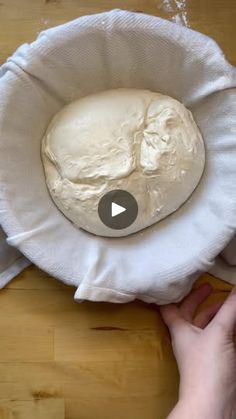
[210,237,236,285]
[0,227,30,288]
[0,10,236,303]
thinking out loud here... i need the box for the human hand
[160,283,236,419]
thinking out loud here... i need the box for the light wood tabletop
[0,1,235,418]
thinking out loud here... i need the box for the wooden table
[0,1,235,418]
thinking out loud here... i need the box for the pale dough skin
[42,89,205,237]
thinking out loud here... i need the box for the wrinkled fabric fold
[0,227,30,288]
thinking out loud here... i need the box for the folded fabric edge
[73,282,189,304]
[0,256,31,288]
[74,283,163,304]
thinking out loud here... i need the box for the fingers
[193,300,224,329]
[160,283,213,331]
[212,286,236,335]
[159,304,185,332]
[180,283,213,321]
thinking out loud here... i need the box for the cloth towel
[0,227,30,288]
[0,10,236,303]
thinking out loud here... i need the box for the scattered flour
[172,11,190,27]
[36,18,51,35]
[175,0,186,10]
[158,0,190,27]
[159,0,175,12]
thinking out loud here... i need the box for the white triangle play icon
[111,202,126,217]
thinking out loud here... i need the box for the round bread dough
[42,88,205,237]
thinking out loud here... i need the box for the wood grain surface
[0,1,235,418]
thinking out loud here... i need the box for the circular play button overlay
[98,189,138,230]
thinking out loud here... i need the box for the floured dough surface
[42,88,205,237]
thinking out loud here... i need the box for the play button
[111,202,126,217]
[98,189,138,230]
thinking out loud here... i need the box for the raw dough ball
[42,89,205,237]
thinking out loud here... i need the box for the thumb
[212,286,236,335]
[160,304,185,335]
